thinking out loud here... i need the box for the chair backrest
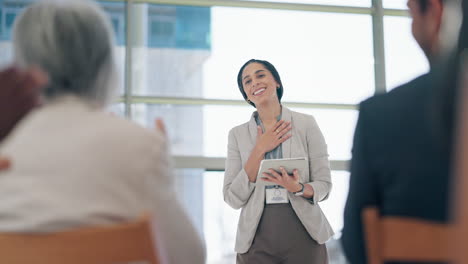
[453,53,468,264]
[0,216,162,264]
[363,207,452,264]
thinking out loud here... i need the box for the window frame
[108,0,409,171]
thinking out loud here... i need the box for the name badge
[265,185,289,204]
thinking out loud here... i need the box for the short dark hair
[417,0,429,12]
[458,0,467,50]
[237,59,284,108]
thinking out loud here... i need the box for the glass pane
[0,1,126,94]
[203,171,238,264]
[290,108,358,160]
[322,171,350,264]
[384,16,429,91]
[132,104,252,157]
[132,104,355,160]
[202,170,349,264]
[107,103,125,117]
[98,1,127,95]
[383,0,408,9]
[236,0,370,7]
[131,4,374,104]
[174,169,205,238]
[321,171,350,235]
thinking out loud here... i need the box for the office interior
[0,0,428,263]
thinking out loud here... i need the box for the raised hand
[0,157,11,171]
[155,118,167,137]
[255,120,292,153]
[0,66,48,141]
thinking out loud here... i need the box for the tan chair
[363,207,452,264]
[0,215,162,264]
[453,54,468,264]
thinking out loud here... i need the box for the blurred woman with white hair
[0,1,205,263]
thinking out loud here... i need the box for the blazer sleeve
[341,102,379,264]
[305,115,332,204]
[223,128,256,210]
[143,131,206,264]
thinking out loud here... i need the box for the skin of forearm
[244,146,265,182]
[288,180,314,199]
[301,184,314,198]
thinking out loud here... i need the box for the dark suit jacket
[341,73,453,264]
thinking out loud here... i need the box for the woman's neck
[257,102,281,125]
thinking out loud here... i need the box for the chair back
[453,52,468,264]
[0,216,162,264]
[363,207,452,264]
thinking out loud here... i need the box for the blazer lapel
[282,106,292,159]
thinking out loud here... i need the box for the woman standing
[224,59,334,264]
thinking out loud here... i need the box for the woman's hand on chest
[255,120,292,153]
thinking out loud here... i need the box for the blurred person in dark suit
[342,0,466,263]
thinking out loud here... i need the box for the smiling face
[241,62,280,108]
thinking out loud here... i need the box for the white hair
[12,0,118,106]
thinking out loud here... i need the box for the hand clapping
[0,157,11,171]
[0,66,48,141]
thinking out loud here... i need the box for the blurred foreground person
[342,0,465,263]
[0,1,205,263]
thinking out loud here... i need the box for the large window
[134,5,374,105]
[0,0,126,91]
[384,15,429,90]
[0,1,429,264]
[205,7,374,104]
[237,0,371,7]
[383,0,408,9]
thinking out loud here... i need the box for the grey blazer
[223,106,334,254]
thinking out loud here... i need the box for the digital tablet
[257,157,308,184]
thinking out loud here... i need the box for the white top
[0,95,205,264]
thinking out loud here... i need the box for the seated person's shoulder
[360,73,431,113]
[94,113,166,148]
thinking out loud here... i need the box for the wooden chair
[0,215,162,264]
[362,207,452,264]
[452,52,468,264]
[361,47,467,264]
